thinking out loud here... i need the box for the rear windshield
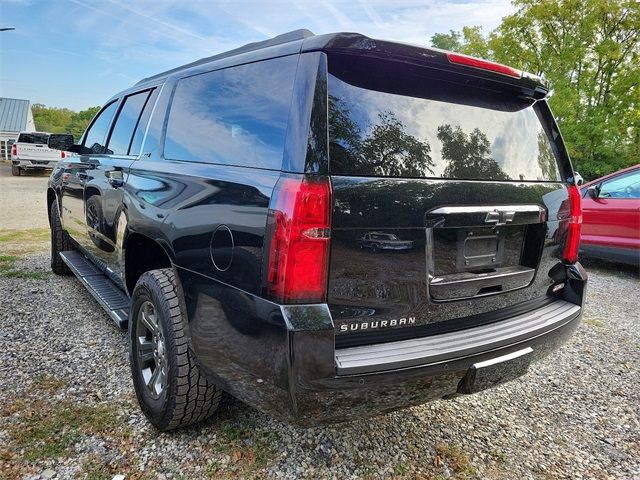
[17,133,49,144]
[328,63,561,182]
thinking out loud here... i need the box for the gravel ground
[0,249,638,480]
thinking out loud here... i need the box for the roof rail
[135,29,315,85]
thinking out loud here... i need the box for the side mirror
[587,185,599,199]
[48,134,75,151]
[573,172,584,186]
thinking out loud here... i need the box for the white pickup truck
[11,132,67,176]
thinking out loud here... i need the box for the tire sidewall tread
[129,268,222,431]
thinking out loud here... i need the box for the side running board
[59,250,129,329]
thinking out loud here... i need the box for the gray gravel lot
[0,249,638,480]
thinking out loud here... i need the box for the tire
[50,201,72,275]
[11,165,21,176]
[129,268,222,431]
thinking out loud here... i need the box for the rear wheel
[50,201,72,275]
[11,165,21,176]
[129,268,222,431]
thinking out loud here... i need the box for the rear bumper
[335,300,579,376]
[288,300,581,425]
[181,262,586,425]
[12,159,57,169]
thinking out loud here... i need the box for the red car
[580,164,640,266]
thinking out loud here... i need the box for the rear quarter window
[164,55,298,169]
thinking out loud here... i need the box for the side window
[164,55,297,169]
[600,170,640,199]
[129,89,159,156]
[106,90,152,156]
[83,101,118,154]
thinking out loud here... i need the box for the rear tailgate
[326,54,573,346]
[15,133,59,162]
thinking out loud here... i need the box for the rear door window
[328,59,561,182]
[106,89,153,156]
[164,55,297,169]
[129,89,159,156]
[83,101,119,154]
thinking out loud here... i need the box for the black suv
[46,30,586,430]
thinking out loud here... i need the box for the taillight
[447,52,522,79]
[11,144,17,157]
[60,151,66,159]
[266,175,332,304]
[562,184,582,263]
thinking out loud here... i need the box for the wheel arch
[46,187,58,226]
[124,231,173,295]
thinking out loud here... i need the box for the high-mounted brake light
[562,184,582,263]
[447,52,522,79]
[266,175,332,304]
[11,144,17,157]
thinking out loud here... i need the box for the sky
[0,0,515,111]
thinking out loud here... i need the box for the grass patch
[29,374,69,394]
[393,462,409,476]
[0,254,49,279]
[81,454,113,480]
[434,442,476,480]
[204,416,277,478]
[584,317,605,328]
[2,398,124,463]
[0,228,50,255]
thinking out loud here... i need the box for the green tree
[430,26,490,58]
[430,30,462,51]
[431,0,640,180]
[32,105,100,143]
[32,104,74,134]
[67,106,100,142]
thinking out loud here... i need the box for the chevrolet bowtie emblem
[485,209,516,226]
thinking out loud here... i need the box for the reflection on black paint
[356,232,415,252]
[437,125,509,180]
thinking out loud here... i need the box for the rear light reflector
[447,52,522,79]
[266,175,332,304]
[562,184,582,263]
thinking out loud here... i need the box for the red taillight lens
[60,151,66,159]
[562,184,582,263]
[11,144,17,157]
[266,175,332,304]
[447,52,522,79]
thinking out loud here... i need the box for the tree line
[32,104,100,143]
[431,0,639,180]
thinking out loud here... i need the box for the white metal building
[0,98,36,161]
